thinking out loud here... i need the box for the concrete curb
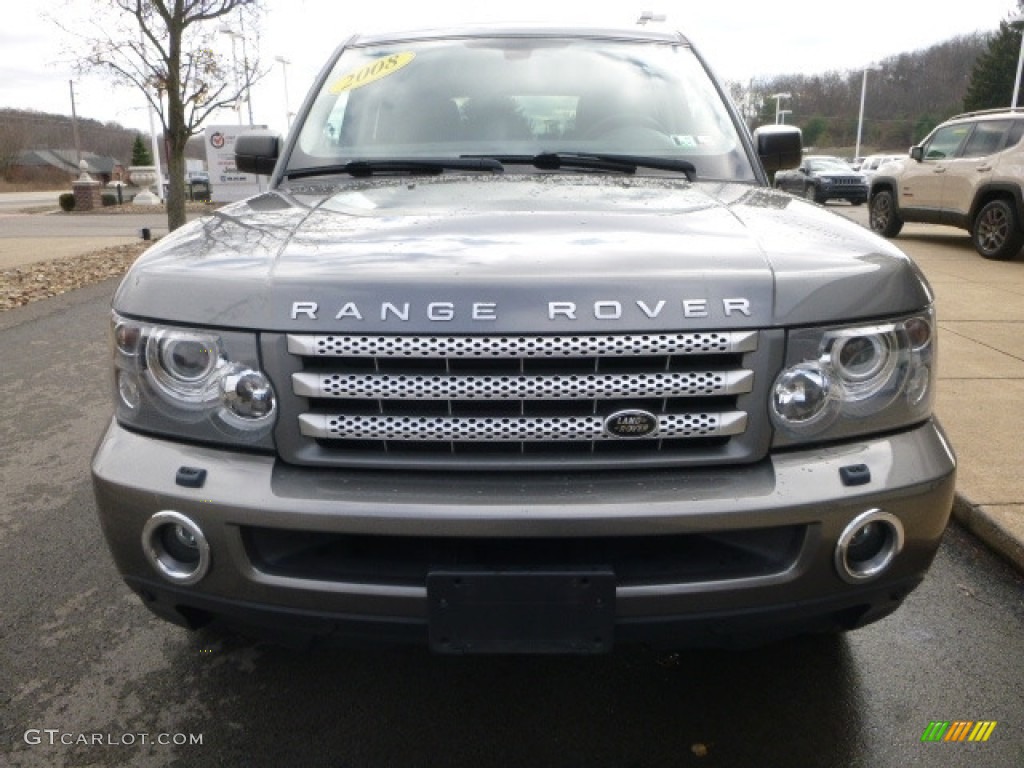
[952,492,1024,574]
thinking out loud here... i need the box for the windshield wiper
[285,157,504,180]
[464,152,697,181]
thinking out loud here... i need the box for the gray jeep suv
[92,26,955,653]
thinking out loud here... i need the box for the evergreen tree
[965,8,1024,111]
[131,134,153,166]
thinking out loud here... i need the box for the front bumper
[92,419,956,651]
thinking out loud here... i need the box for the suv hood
[114,175,931,332]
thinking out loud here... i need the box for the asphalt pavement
[1,199,1021,575]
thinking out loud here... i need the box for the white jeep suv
[869,108,1024,260]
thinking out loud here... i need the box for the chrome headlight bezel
[111,313,277,448]
[771,310,936,446]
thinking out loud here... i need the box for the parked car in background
[774,155,869,204]
[869,108,1024,260]
[859,154,906,180]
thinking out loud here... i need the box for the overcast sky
[0,0,1019,137]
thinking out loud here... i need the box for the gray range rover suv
[92,26,956,653]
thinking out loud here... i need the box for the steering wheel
[582,113,667,138]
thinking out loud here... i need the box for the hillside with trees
[0,108,205,185]
[738,32,995,154]
[0,109,138,181]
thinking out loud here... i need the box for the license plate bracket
[427,570,615,654]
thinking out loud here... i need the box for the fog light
[835,509,904,583]
[142,511,210,585]
[847,521,886,561]
[161,524,200,564]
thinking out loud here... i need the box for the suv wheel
[972,199,1024,260]
[804,185,819,203]
[869,190,904,238]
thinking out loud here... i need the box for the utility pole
[69,80,82,167]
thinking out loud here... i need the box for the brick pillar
[72,178,102,211]
[72,161,102,211]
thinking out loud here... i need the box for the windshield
[291,35,755,181]
[807,158,854,172]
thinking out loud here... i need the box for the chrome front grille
[273,331,772,469]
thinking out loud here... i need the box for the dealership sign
[204,125,267,203]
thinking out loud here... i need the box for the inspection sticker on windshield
[329,52,415,94]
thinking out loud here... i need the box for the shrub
[59,193,75,212]
[101,192,118,207]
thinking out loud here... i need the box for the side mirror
[910,145,924,162]
[235,131,282,175]
[753,124,803,172]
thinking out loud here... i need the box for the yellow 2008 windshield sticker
[329,52,415,94]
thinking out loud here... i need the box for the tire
[972,199,1024,260]
[804,185,819,203]
[869,189,903,238]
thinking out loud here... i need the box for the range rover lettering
[91,26,956,653]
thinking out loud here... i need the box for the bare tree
[61,0,264,230]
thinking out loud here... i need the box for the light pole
[237,20,255,126]
[636,11,666,25]
[771,93,791,124]
[855,64,882,161]
[139,32,164,200]
[1011,15,1024,108]
[147,88,165,201]
[219,27,243,125]
[275,56,293,129]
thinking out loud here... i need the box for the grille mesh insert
[293,370,754,401]
[299,412,747,442]
[288,332,757,359]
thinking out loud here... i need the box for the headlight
[771,363,839,433]
[146,329,223,406]
[111,314,276,448]
[771,310,935,445]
